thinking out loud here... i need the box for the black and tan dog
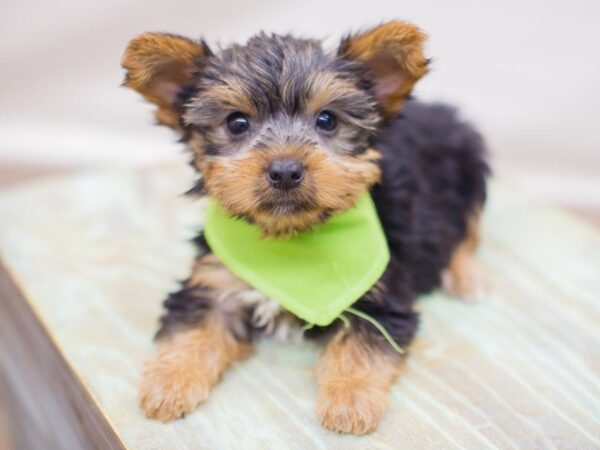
[122,21,489,435]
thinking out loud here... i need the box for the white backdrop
[1,0,599,210]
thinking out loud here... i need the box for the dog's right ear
[122,33,212,128]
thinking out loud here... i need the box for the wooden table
[0,163,599,449]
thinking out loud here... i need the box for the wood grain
[0,163,598,449]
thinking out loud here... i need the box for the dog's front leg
[315,325,404,435]
[139,253,252,422]
[139,313,249,422]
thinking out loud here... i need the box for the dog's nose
[267,159,304,190]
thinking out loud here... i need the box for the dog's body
[123,23,489,435]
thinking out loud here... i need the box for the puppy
[122,21,489,435]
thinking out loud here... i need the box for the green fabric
[203,194,390,326]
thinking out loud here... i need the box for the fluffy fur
[122,21,490,435]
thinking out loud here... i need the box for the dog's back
[372,101,489,296]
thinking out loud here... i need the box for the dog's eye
[315,110,337,132]
[226,112,250,135]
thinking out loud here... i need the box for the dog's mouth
[257,190,317,216]
[241,186,339,237]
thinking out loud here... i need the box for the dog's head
[123,22,428,236]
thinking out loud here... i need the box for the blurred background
[1,0,599,223]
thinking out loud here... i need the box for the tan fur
[200,146,381,236]
[442,207,488,301]
[122,33,206,127]
[316,328,403,435]
[189,253,250,293]
[342,21,428,115]
[139,319,249,422]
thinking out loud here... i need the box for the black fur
[156,286,214,339]
[353,101,489,350]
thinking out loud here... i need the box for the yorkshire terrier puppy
[122,21,489,435]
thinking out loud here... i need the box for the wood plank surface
[0,261,127,450]
[0,163,598,449]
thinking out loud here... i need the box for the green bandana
[203,194,390,326]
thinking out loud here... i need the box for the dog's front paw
[139,357,210,423]
[316,383,387,435]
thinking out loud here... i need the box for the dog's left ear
[338,21,428,116]
[122,33,212,128]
